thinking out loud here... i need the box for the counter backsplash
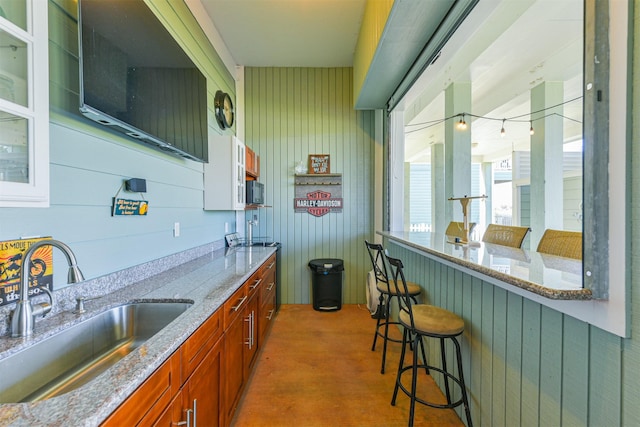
[0,240,225,336]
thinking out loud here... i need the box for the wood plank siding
[385,241,639,426]
[244,67,375,305]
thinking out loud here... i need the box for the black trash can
[308,258,344,311]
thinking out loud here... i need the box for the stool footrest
[395,365,466,410]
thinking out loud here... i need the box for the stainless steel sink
[0,301,192,403]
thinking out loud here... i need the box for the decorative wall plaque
[308,154,330,174]
[112,198,149,216]
[293,173,343,217]
[0,237,54,307]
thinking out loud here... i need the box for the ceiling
[401,0,584,163]
[197,0,583,164]
[199,0,367,67]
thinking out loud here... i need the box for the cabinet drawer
[262,254,277,274]
[181,308,222,383]
[246,269,263,298]
[260,269,276,306]
[224,283,248,330]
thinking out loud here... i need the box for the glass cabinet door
[0,0,49,206]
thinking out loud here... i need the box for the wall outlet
[173,222,180,237]
[225,222,229,233]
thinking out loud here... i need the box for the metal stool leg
[391,327,409,406]
[440,337,453,404]
[417,333,429,375]
[407,332,421,427]
[380,295,393,373]
[453,336,473,427]
[371,292,386,351]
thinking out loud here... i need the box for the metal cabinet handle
[231,295,248,311]
[267,262,275,269]
[250,278,262,290]
[244,313,252,349]
[244,311,255,349]
[267,309,275,320]
[174,399,197,426]
[192,399,197,427]
[266,281,275,291]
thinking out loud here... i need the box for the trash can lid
[308,258,344,271]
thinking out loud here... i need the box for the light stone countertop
[0,244,276,426]
[380,231,592,300]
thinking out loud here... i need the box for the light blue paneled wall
[385,243,635,426]
[244,67,375,305]
[0,0,236,287]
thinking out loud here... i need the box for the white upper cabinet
[0,0,49,207]
[204,135,246,211]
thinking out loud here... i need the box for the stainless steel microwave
[246,181,264,205]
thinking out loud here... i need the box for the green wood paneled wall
[244,67,375,305]
[0,1,236,283]
[385,241,637,426]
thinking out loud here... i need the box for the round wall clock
[214,90,234,130]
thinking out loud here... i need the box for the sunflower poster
[0,237,54,307]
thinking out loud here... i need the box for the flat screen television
[78,0,208,162]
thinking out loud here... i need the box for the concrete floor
[231,304,465,426]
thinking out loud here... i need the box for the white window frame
[0,0,49,207]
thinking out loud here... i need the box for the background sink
[0,301,192,403]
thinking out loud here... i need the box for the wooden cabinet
[182,308,223,380]
[102,254,277,427]
[204,135,246,211]
[259,255,277,344]
[222,266,262,423]
[148,341,225,427]
[149,394,183,426]
[222,283,248,423]
[102,352,180,426]
[102,311,223,427]
[244,288,260,372]
[245,146,259,178]
[181,335,224,426]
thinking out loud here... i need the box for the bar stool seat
[365,240,426,374]
[377,280,422,297]
[399,305,464,336]
[387,254,473,427]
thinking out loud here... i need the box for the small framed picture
[308,154,330,174]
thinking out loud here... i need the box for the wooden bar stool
[364,240,426,374]
[386,254,473,427]
[481,224,531,248]
[536,228,582,259]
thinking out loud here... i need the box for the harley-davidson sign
[294,190,343,217]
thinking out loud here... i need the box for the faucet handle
[32,286,54,318]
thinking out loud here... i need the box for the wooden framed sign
[308,154,330,174]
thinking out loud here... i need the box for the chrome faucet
[10,239,85,338]
[247,215,258,246]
